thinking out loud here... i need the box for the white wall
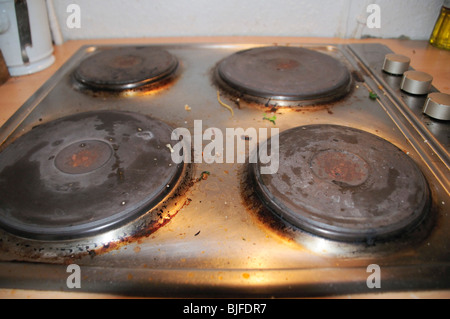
[52,0,444,40]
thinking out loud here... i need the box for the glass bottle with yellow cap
[430,0,450,50]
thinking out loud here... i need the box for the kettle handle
[14,0,32,64]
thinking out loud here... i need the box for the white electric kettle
[0,0,54,76]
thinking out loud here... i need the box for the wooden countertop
[0,37,449,299]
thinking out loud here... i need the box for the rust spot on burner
[310,150,369,187]
[110,55,143,69]
[54,140,113,174]
[273,58,300,70]
[70,149,100,168]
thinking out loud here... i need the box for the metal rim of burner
[73,46,179,91]
[215,46,352,106]
[250,124,431,243]
[0,110,187,241]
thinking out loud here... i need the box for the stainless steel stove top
[0,43,448,297]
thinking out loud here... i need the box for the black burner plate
[73,46,178,90]
[217,46,351,102]
[0,111,184,240]
[251,124,430,242]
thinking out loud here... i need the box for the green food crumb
[369,92,378,100]
[263,113,277,125]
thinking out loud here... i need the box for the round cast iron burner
[0,111,185,240]
[250,125,430,242]
[216,46,351,102]
[73,46,178,90]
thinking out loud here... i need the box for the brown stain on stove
[89,153,216,257]
[91,215,176,256]
[91,169,196,257]
[215,86,354,113]
[238,166,299,247]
